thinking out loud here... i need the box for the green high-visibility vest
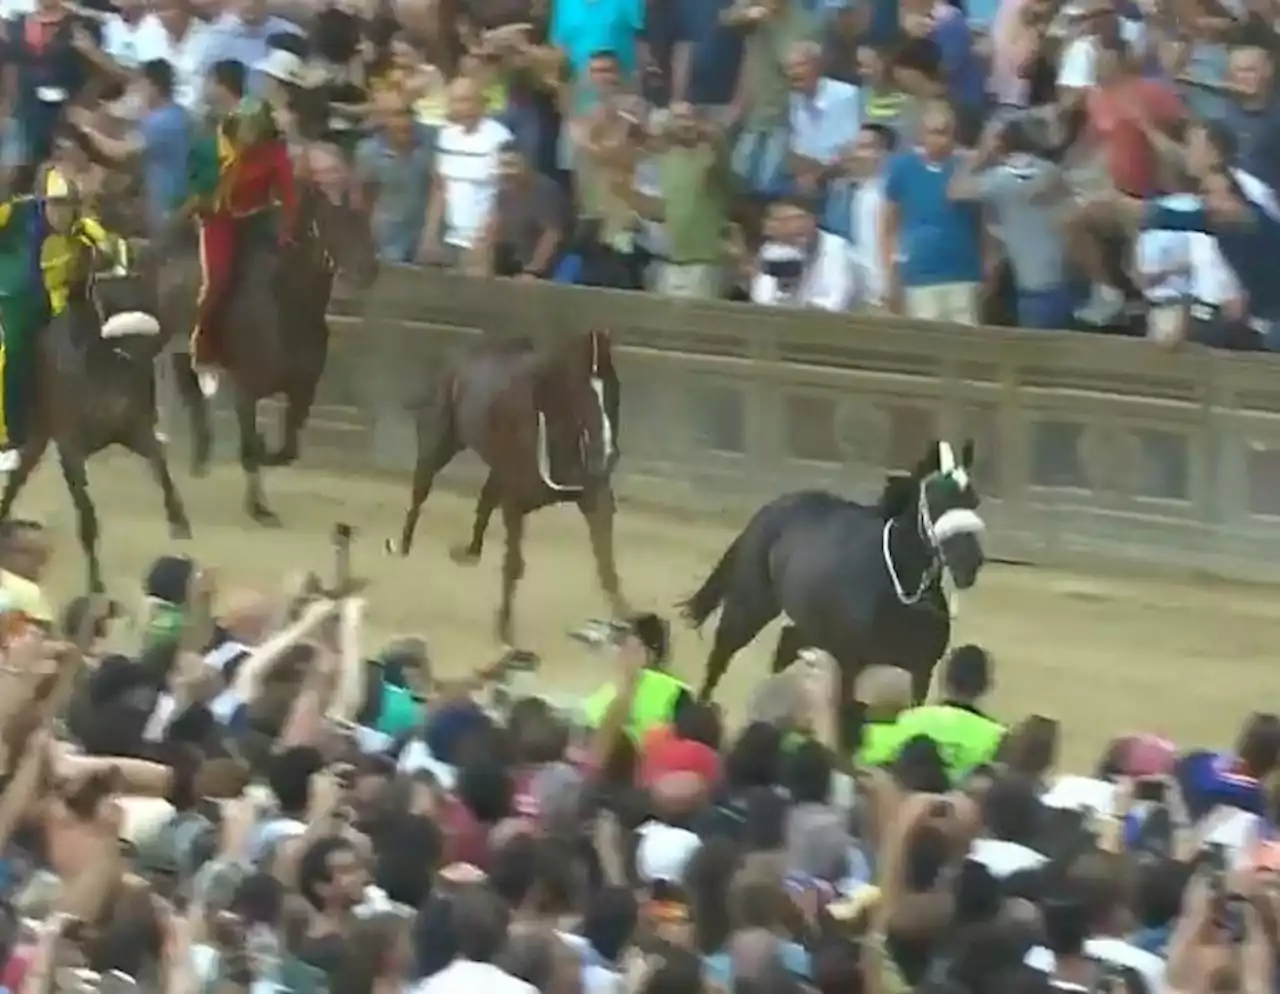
[887,704,1005,782]
[584,669,690,739]
[856,721,908,767]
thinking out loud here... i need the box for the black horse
[681,440,986,748]
[0,237,191,591]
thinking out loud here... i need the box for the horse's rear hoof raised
[249,507,281,528]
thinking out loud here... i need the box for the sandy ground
[15,450,1280,770]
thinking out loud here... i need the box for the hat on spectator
[641,729,721,787]
[636,822,701,884]
[144,554,194,605]
[255,49,309,87]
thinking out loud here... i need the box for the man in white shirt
[1186,233,1246,347]
[1134,192,1193,344]
[846,122,895,308]
[750,197,854,311]
[419,77,512,271]
[134,0,212,111]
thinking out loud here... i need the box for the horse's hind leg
[56,445,103,592]
[130,428,192,540]
[0,435,49,523]
[496,503,526,646]
[450,471,498,565]
[579,485,629,618]
[234,388,276,526]
[264,370,320,468]
[171,351,211,476]
[697,590,777,702]
[387,411,460,557]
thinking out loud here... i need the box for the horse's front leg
[496,502,526,646]
[131,426,192,540]
[264,351,323,467]
[234,387,276,526]
[579,484,628,618]
[55,443,103,592]
[171,351,212,476]
[0,434,49,523]
[450,472,499,565]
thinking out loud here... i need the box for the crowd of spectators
[0,524,1279,994]
[1,0,1279,343]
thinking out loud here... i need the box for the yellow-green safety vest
[584,669,690,739]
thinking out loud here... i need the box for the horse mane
[875,472,916,520]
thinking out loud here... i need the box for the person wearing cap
[582,613,693,741]
[0,181,48,471]
[186,57,297,399]
[882,644,1006,783]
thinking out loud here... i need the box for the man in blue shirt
[550,0,646,80]
[670,0,742,112]
[65,59,191,234]
[1220,45,1280,198]
[353,97,433,263]
[881,99,982,323]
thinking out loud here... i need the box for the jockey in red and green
[187,67,297,399]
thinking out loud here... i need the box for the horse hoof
[496,616,515,646]
[171,522,193,541]
[384,538,402,556]
[191,459,210,479]
[264,447,299,468]
[449,545,480,566]
[251,508,281,528]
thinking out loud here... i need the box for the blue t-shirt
[140,102,191,229]
[550,0,644,77]
[885,150,982,287]
[673,0,742,106]
[931,9,985,111]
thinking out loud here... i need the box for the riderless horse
[0,236,191,591]
[158,187,379,525]
[387,328,626,645]
[682,440,986,750]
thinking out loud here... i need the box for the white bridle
[883,441,986,606]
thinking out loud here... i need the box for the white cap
[636,822,701,884]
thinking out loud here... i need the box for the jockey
[39,165,129,318]
[188,59,298,399]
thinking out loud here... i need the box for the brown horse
[0,237,191,592]
[388,329,627,645]
[161,188,379,525]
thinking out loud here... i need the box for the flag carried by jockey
[186,94,298,399]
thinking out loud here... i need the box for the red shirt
[640,726,721,787]
[1086,78,1184,197]
[220,138,297,234]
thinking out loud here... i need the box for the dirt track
[18,452,1279,769]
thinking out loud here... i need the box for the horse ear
[961,438,976,468]
[917,439,941,477]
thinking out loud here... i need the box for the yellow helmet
[43,167,78,203]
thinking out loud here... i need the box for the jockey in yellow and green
[0,167,126,470]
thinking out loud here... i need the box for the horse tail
[679,532,743,629]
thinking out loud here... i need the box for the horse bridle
[882,447,985,606]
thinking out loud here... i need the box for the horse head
[538,329,618,481]
[301,184,380,291]
[908,438,985,589]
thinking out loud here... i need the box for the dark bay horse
[162,189,379,525]
[0,237,191,591]
[682,440,986,750]
[387,329,626,645]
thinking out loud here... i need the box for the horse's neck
[886,508,935,583]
